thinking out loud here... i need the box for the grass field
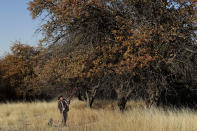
[0,99,197,131]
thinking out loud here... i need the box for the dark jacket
[58,99,69,113]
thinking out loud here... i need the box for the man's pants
[60,111,68,126]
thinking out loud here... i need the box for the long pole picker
[67,86,78,101]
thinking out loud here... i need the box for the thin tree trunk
[85,90,96,108]
[85,91,91,108]
[89,97,95,108]
[85,82,100,108]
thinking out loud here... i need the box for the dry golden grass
[0,99,197,131]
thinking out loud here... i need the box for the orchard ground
[0,99,197,131]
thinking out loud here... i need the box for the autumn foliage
[0,0,196,109]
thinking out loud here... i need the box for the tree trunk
[118,96,127,111]
[89,97,95,108]
[85,91,91,108]
[115,82,133,111]
[85,91,95,108]
[85,83,100,108]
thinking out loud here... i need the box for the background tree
[0,42,39,100]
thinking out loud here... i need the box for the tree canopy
[0,0,196,110]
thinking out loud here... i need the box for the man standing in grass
[58,96,70,126]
